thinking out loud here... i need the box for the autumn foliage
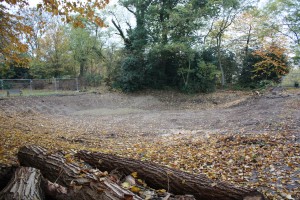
[252,44,290,82]
[0,0,108,66]
[0,1,32,66]
[37,0,108,28]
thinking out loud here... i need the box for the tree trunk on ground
[0,167,44,200]
[76,151,265,200]
[0,164,18,191]
[17,145,142,200]
[18,145,76,186]
[14,145,264,200]
[42,178,142,200]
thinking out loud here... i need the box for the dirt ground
[0,88,299,199]
[1,89,299,136]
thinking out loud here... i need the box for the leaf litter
[0,89,299,199]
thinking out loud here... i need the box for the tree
[228,8,266,62]
[0,0,109,66]
[144,1,202,90]
[110,0,154,91]
[266,0,300,64]
[95,22,125,86]
[226,8,267,87]
[201,47,238,84]
[239,48,262,87]
[0,63,31,79]
[30,22,73,78]
[267,0,300,45]
[102,43,124,87]
[203,0,241,86]
[238,43,290,88]
[252,44,289,82]
[115,0,152,52]
[21,8,52,59]
[0,2,32,66]
[112,0,269,92]
[204,0,257,87]
[113,0,211,92]
[69,26,103,79]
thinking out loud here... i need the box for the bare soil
[1,89,299,137]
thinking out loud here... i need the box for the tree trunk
[76,151,265,200]
[17,145,142,200]
[0,167,44,200]
[15,146,264,200]
[217,38,226,87]
[219,62,226,87]
[42,178,142,200]
[0,164,18,191]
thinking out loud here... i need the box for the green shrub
[194,61,218,93]
[258,80,275,89]
[114,56,145,92]
[2,82,13,90]
[84,73,102,87]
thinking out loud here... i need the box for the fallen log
[43,178,142,200]
[0,164,18,191]
[0,166,137,200]
[17,145,142,200]
[76,151,265,200]
[0,167,44,200]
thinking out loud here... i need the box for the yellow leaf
[157,189,166,193]
[130,186,140,193]
[131,172,138,178]
[121,182,130,189]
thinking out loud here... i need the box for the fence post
[53,78,57,92]
[76,78,79,91]
[29,79,33,96]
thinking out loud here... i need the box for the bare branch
[203,18,216,44]
[124,6,136,16]
[111,19,126,41]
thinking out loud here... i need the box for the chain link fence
[1,73,298,97]
[280,72,300,88]
[0,78,80,96]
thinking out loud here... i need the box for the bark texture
[0,167,44,200]
[3,145,264,200]
[17,145,142,200]
[0,164,18,191]
[76,151,265,200]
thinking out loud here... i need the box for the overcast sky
[27,0,118,7]
[28,0,268,8]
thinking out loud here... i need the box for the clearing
[0,89,299,199]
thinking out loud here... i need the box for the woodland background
[1,0,299,92]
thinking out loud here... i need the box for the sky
[28,0,41,7]
[25,0,270,46]
[27,0,118,7]
[27,0,268,6]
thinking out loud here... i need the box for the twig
[54,167,64,184]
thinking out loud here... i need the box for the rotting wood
[12,145,265,200]
[0,164,18,191]
[76,151,265,200]
[17,145,142,200]
[0,167,44,200]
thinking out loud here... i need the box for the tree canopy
[0,0,109,66]
[0,0,297,91]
